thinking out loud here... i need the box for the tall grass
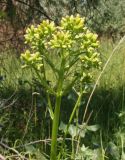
[0,51,51,159]
[87,37,125,159]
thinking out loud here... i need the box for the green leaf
[25,145,36,154]
[59,121,67,132]
[25,145,47,159]
[68,124,80,137]
[87,125,100,132]
[81,144,88,152]
[79,130,86,138]
[108,142,120,160]
[48,108,54,120]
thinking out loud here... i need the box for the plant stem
[66,93,83,134]
[50,57,65,160]
[50,94,62,160]
[58,92,83,159]
[71,136,75,159]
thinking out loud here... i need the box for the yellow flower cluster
[61,14,85,31]
[21,14,101,80]
[21,50,43,70]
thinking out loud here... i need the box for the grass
[1,38,125,159]
[0,51,52,159]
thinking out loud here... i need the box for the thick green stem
[50,94,62,160]
[58,92,83,159]
[50,57,65,160]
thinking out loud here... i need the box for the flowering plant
[21,14,101,160]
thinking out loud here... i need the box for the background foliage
[1,0,125,51]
